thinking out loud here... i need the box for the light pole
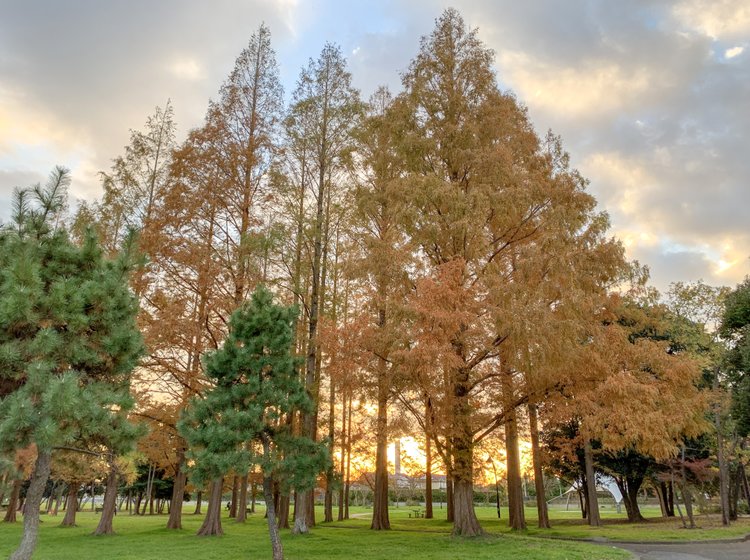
[486,456,501,519]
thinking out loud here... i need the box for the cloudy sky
[1,0,748,292]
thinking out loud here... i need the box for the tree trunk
[237,473,248,523]
[583,438,601,527]
[196,478,223,536]
[229,475,238,518]
[452,477,482,536]
[263,475,284,560]
[505,407,526,530]
[425,433,433,519]
[193,490,202,515]
[655,481,669,518]
[3,479,22,523]
[714,372,730,526]
[278,494,290,528]
[451,419,482,536]
[93,461,119,535]
[167,457,186,529]
[615,475,645,523]
[9,449,52,560]
[344,391,353,520]
[528,404,549,529]
[446,474,454,522]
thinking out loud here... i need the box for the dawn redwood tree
[395,9,627,535]
[351,87,412,530]
[179,287,328,556]
[286,42,362,534]
[0,168,143,560]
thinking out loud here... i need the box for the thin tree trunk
[61,483,79,526]
[337,386,347,521]
[425,432,433,519]
[714,371,730,526]
[344,391,353,519]
[3,479,22,523]
[9,449,52,560]
[229,476,239,518]
[237,473,249,523]
[528,404,549,529]
[505,406,526,530]
[446,470,454,522]
[193,490,202,515]
[263,475,284,560]
[167,454,186,529]
[93,460,119,535]
[371,334,390,530]
[196,478,223,536]
[583,438,601,527]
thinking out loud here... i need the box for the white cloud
[725,45,744,59]
[673,0,750,40]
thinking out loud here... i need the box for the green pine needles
[179,286,329,557]
[0,168,144,559]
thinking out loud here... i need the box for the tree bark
[9,449,52,560]
[583,438,601,527]
[263,475,284,560]
[237,473,248,523]
[229,475,239,518]
[277,494,290,528]
[451,409,482,536]
[193,490,202,515]
[93,461,119,535]
[3,479,22,523]
[196,478,223,536]
[714,371,730,526]
[505,407,526,530]
[446,472,454,522]
[615,475,646,523]
[166,457,186,529]
[425,433,433,519]
[528,404,549,529]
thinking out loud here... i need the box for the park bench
[408,508,424,518]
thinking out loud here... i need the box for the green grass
[334,504,750,542]
[0,507,629,560]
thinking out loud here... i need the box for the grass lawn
[335,504,750,542]
[0,506,630,560]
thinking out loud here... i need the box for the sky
[1,0,748,293]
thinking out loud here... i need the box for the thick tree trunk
[263,475,284,560]
[4,479,22,523]
[166,459,186,529]
[93,461,119,535]
[196,478,223,536]
[528,404,549,529]
[505,407,526,530]
[9,449,51,560]
[583,438,601,527]
[425,433,433,519]
[371,360,390,529]
[452,478,482,536]
[278,494,290,528]
[236,473,249,523]
[293,491,311,534]
[229,476,238,518]
[615,476,645,523]
[451,417,482,536]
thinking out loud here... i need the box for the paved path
[610,540,750,559]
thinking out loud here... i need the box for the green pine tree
[0,168,144,559]
[179,286,329,559]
